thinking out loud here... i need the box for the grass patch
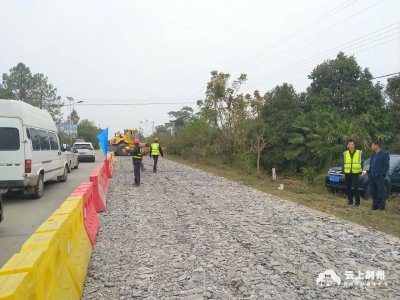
[165,154,400,238]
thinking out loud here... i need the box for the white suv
[73,142,96,162]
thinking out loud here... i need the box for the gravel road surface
[83,156,400,300]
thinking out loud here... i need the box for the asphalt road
[0,150,103,267]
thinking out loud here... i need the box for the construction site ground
[82,156,400,300]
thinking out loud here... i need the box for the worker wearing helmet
[150,137,163,173]
[126,139,142,186]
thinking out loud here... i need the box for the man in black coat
[367,140,390,211]
[126,139,142,187]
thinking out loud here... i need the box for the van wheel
[74,161,79,169]
[67,162,71,173]
[30,174,44,199]
[57,166,68,182]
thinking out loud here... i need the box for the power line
[239,0,386,74]
[245,26,399,87]
[76,102,197,106]
[187,0,384,100]
[372,72,400,80]
[227,0,358,72]
[243,37,399,90]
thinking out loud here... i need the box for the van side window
[29,128,41,151]
[37,130,50,150]
[0,127,20,151]
[48,132,59,150]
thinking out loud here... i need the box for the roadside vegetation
[151,52,400,236]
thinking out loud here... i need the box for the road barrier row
[0,153,114,299]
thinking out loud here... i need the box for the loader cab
[124,129,137,143]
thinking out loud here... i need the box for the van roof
[0,99,57,131]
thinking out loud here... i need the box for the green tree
[285,109,373,171]
[260,83,302,171]
[67,108,80,124]
[305,52,384,115]
[77,119,102,147]
[31,73,63,120]
[1,63,35,102]
[1,63,63,120]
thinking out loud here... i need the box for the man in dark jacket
[126,139,142,186]
[367,140,390,210]
[149,137,164,173]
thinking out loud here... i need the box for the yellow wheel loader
[108,129,150,156]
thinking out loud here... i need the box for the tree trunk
[257,151,260,176]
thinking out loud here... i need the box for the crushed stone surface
[82,157,400,300]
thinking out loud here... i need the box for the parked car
[63,144,79,171]
[325,154,400,199]
[73,142,96,162]
[0,100,69,199]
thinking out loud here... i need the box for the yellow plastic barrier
[0,185,97,299]
[0,273,30,300]
[0,251,48,299]
[20,232,79,300]
[51,197,92,297]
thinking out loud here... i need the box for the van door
[48,131,64,176]
[0,118,25,187]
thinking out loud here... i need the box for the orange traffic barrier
[104,154,113,178]
[69,183,100,247]
[89,163,109,213]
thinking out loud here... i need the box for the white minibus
[0,100,69,199]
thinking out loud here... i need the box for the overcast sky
[1,0,399,138]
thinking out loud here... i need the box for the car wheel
[67,161,72,173]
[74,161,79,169]
[57,166,68,182]
[363,183,371,200]
[30,174,44,199]
[92,156,96,162]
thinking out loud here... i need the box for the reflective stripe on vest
[343,150,362,173]
[151,143,160,156]
[133,148,143,159]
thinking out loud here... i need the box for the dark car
[325,154,400,199]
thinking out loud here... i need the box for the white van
[0,100,69,199]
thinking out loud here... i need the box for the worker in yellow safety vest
[149,137,163,173]
[342,139,366,207]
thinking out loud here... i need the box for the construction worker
[125,139,142,186]
[342,139,365,207]
[149,137,163,173]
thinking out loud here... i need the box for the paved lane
[0,150,103,267]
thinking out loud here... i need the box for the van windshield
[74,143,92,149]
[0,127,20,151]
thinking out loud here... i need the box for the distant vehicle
[63,144,79,171]
[73,142,96,162]
[325,154,400,199]
[0,100,69,199]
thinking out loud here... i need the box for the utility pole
[152,120,155,135]
[145,119,149,142]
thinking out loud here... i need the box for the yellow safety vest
[151,143,160,156]
[343,150,362,174]
[133,148,143,159]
